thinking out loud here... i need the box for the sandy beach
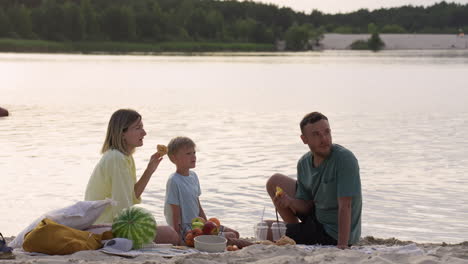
[4,236,468,264]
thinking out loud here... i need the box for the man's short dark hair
[300,112,328,132]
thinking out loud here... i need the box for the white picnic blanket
[100,244,200,258]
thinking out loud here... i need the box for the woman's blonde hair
[101,109,141,155]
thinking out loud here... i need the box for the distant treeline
[0,0,467,47]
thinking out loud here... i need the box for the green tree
[368,32,385,51]
[102,6,137,41]
[285,23,311,51]
[367,22,378,34]
[80,0,100,40]
[333,26,354,33]
[30,8,42,38]
[40,0,66,41]
[234,18,257,42]
[63,1,85,41]
[275,7,295,31]
[206,9,224,40]
[350,39,369,50]
[367,23,385,51]
[186,8,208,40]
[381,24,407,33]
[0,8,12,37]
[252,23,274,43]
[8,5,33,38]
[149,2,167,41]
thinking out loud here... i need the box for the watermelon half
[112,206,157,249]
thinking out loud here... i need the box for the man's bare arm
[337,196,352,249]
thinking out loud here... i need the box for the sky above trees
[255,0,468,13]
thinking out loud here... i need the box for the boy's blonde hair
[101,109,141,155]
[167,137,196,163]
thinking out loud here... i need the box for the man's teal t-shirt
[295,144,362,245]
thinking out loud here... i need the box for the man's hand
[337,244,349,250]
[273,191,293,209]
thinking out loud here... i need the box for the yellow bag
[23,218,113,255]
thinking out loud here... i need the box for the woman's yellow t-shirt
[84,149,141,224]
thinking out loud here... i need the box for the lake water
[1,50,467,243]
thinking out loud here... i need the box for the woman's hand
[135,152,163,198]
[146,152,163,174]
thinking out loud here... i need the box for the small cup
[253,222,268,241]
[271,222,287,241]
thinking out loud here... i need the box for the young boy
[163,137,240,243]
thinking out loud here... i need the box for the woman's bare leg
[154,225,180,245]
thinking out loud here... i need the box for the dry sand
[4,236,468,264]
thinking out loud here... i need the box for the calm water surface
[1,51,467,243]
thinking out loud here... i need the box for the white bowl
[194,235,227,253]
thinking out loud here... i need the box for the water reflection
[1,52,467,243]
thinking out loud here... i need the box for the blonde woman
[85,109,179,245]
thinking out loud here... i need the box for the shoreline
[1,34,468,55]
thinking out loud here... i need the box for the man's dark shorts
[285,211,337,245]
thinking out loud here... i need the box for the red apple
[202,221,219,235]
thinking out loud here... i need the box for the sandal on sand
[0,233,15,259]
[226,238,253,249]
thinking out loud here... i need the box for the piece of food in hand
[156,144,168,156]
[202,221,219,235]
[208,217,221,227]
[275,235,296,246]
[275,186,284,197]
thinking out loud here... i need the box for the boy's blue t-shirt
[164,171,202,233]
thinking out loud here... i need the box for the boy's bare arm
[198,199,207,220]
[170,204,182,236]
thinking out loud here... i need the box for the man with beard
[266,112,362,249]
